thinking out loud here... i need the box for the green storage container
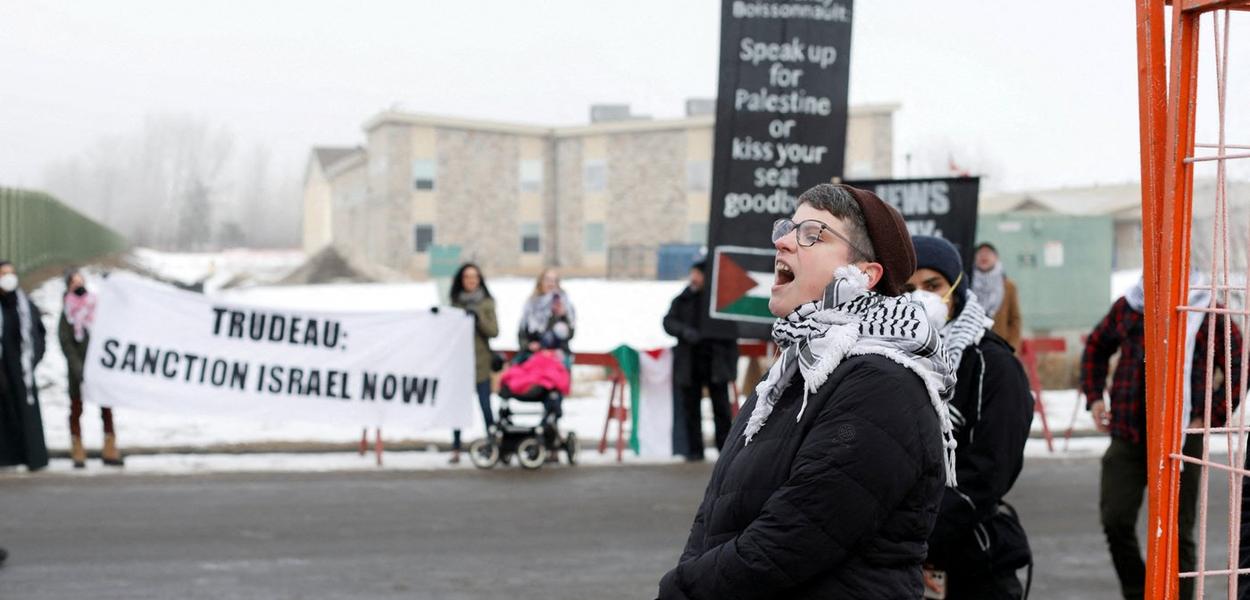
[976,213,1113,333]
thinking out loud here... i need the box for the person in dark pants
[448,263,499,465]
[662,257,739,461]
[1082,277,1242,600]
[909,236,1034,600]
[60,268,123,469]
[0,260,48,472]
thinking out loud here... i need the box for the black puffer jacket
[658,354,946,599]
[927,331,1033,574]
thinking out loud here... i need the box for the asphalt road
[0,455,1239,599]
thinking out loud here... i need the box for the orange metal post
[1142,0,1202,597]
[1137,0,1170,594]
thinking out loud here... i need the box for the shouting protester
[1083,276,1242,600]
[909,236,1034,599]
[0,261,49,471]
[663,255,739,461]
[448,263,499,465]
[972,243,1023,350]
[657,184,955,599]
[60,268,123,468]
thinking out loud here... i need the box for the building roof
[981,179,1250,219]
[981,183,1142,217]
[360,103,901,138]
[313,147,361,171]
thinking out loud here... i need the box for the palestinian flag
[610,345,674,457]
[711,245,777,323]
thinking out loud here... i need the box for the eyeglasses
[771,218,872,258]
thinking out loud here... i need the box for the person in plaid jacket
[1082,277,1242,600]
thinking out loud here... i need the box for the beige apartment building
[303,102,897,278]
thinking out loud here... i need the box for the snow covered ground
[12,250,1232,477]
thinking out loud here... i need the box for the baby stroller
[469,350,577,470]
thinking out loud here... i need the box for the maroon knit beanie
[838,184,915,296]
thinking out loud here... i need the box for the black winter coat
[0,293,48,470]
[926,330,1034,574]
[659,354,946,599]
[663,286,739,386]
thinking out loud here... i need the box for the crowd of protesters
[5,181,1249,598]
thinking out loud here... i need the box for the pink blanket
[499,351,571,396]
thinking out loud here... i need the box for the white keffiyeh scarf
[744,265,960,486]
[973,262,1006,317]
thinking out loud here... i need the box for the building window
[414,224,434,253]
[584,223,606,254]
[412,159,436,191]
[521,222,541,254]
[688,222,707,244]
[519,159,543,193]
[583,159,607,193]
[686,160,711,192]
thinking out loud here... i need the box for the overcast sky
[1,0,1246,193]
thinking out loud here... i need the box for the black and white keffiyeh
[744,265,960,486]
[521,291,577,338]
[940,292,994,374]
[973,262,1006,316]
[927,292,993,434]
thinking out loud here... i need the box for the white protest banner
[82,273,476,429]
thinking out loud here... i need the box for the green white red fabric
[612,345,675,457]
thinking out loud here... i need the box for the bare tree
[38,113,312,252]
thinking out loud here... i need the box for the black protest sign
[704,0,855,339]
[847,176,981,275]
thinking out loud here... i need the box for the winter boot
[70,435,86,469]
[101,434,125,467]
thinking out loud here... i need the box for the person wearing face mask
[0,260,49,471]
[658,184,955,600]
[908,236,1034,600]
[60,268,123,469]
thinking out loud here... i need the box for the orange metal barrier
[1018,337,1067,452]
[1137,2,1250,597]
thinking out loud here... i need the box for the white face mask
[0,273,17,293]
[908,289,949,329]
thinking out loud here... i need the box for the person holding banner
[908,236,1033,599]
[0,260,49,472]
[448,263,499,465]
[60,268,123,469]
[659,184,955,600]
